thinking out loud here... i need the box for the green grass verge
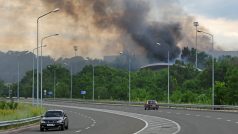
[0,103,45,121]
[0,102,46,131]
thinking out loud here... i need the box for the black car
[144,100,159,110]
[40,110,69,131]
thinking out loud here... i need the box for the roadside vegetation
[0,101,45,121]
[0,47,237,105]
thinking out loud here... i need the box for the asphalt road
[46,101,238,134]
[17,105,145,134]
[7,100,238,134]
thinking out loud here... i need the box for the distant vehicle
[144,100,159,110]
[40,110,69,131]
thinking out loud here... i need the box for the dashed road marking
[85,127,90,129]
[46,103,181,134]
[216,117,222,120]
[76,130,82,133]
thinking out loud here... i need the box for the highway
[11,100,238,134]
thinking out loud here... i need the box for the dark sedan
[40,110,69,131]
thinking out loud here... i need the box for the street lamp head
[52,8,60,12]
[193,21,199,27]
[119,52,123,55]
[197,30,202,33]
[156,42,161,46]
[84,57,89,61]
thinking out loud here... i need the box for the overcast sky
[180,0,238,51]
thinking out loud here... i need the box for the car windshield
[44,111,63,117]
[148,100,156,104]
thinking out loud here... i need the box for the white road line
[85,127,90,129]
[226,120,231,122]
[45,103,181,134]
[216,117,222,120]
[235,122,238,124]
[185,114,190,116]
[76,130,82,133]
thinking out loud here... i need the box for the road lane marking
[216,117,222,120]
[226,120,231,122]
[45,103,181,134]
[76,130,82,133]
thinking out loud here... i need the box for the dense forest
[0,48,237,105]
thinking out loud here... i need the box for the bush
[0,101,18,110]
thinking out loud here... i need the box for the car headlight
[57,119,64,123]
[41,120,46,123]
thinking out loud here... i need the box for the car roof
[47,110,64,112]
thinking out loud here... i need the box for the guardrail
[44,98,238,112]
[0,116,41,128]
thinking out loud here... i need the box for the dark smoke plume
[41,0,209,62]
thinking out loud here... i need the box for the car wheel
[65,123,69,129]
[40,128,44,132]
[61,124,65,131]
[144,107,147,110]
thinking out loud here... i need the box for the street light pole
[167,51,170,104]
[119,52,131,104]
[156,43,170,104]
[128,58,131,104]
[36,8,59,106]
[32,45,46,106]
[54,69,56,100]
[40,34,58,107]
[194,22,199,68]
[64,63,73,100]
[197,30,214,109]
[70,65,73,100]
[85,58,95,101]
[17,51,29,102]
[93,64,95,101]
[17,61,19,102]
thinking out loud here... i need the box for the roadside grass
[0,102,45,121]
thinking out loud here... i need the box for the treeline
[0,54,237,105]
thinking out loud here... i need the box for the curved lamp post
[119,52,131,104]
[36,8,59,106]
[40,34,59,107]
[32,45,46,105]
[155,43,170,104]
[197,30,214,109]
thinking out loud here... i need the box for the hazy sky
[0,0,237,59]
[180,0,238,51]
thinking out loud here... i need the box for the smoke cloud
[0,0,212,63]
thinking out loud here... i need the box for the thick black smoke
[91,0,182,61]
[41,0,193,61]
